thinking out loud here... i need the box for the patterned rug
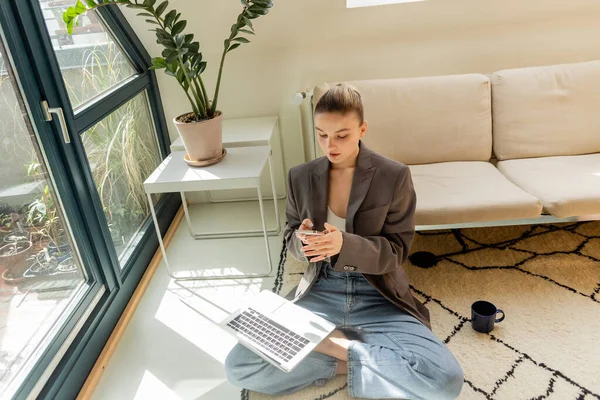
[242,222,600,400]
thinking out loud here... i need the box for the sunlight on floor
[134,370,181,400]
[91,200,284,400]
[155,278,266,364]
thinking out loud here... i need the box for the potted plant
[0,212,13,234]
[0,240,33,280]
[25,178,72,262]
[1,213,31,243]
[63,0,274,166]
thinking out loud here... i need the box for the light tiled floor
[92,199,287,400]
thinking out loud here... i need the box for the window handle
[41,100,70,144]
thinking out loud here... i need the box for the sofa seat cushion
[497,154,600,218]
[410,162,542,226]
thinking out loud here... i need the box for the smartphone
[295,229,324,236]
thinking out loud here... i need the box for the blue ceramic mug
[471,301,505,333]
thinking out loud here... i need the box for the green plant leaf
[151,57,166,67]
[175,34,185,48]
[155,1,168,17]
[238,28,254,35]
[187,42,199,53]
[171,20,186,35]
[198,61,207,73]
[137,12,154,17]
[155,29,176,49]
[190,53,203,67]
[155,28,170,40]
[184,33,194,43]
[173,13,182,25]
[164,49,178,63]
[161,39,177,49]
[232,37,250,43]
[86,0,96,7]
[164,9,176,27]
[75,0,86,13]
[248,5,267,13]
[62,9,72,24]
[242,16,253,28]
[227,43,241,53]
[143,0,156,6]
[252,0,273,7]
[149,57,166,70]
[145,19,159,25]
[164,60,177,74]
[65,19,74,35]
[176,67,186,83]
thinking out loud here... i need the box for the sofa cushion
[410,162,542,226]
[497,154,600,218]
[312,74,492,165]
[491,60,600,160]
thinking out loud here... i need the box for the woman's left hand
[302,222,343,262]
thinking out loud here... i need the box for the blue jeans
[225,262,464,399]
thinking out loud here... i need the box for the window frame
[0,1,179,398]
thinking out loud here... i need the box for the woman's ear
[360,121,368,138]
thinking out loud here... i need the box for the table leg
[147,192,175,279]
[257,181,274,278]
[267,148,280,229]
[147,192,273,281]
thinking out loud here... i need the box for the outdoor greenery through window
[40,0,163,268]
[81,92,162,267]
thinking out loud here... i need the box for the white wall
[121,0,600,171]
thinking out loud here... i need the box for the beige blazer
[283,142,431,329]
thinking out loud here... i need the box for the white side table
[170,116,286,202]
[144,146,279,281]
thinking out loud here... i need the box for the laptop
[220,290,336,372]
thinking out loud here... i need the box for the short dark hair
[315,83,364,125]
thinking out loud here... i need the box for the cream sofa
[310,60,600,229]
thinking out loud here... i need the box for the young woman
[225,84,464,399]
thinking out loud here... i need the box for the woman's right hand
[295,218,314,244]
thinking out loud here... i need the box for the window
[347,0,424,8]
[80,91,163,268]
[41,3,136,109]
[0,1,178,398]
[0,34,88,398]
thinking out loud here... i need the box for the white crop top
[326,207,346,232]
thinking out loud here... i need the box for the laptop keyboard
[227,308,310,362]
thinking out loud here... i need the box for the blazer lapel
[310,157,329,231]
[345,142,376,234]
